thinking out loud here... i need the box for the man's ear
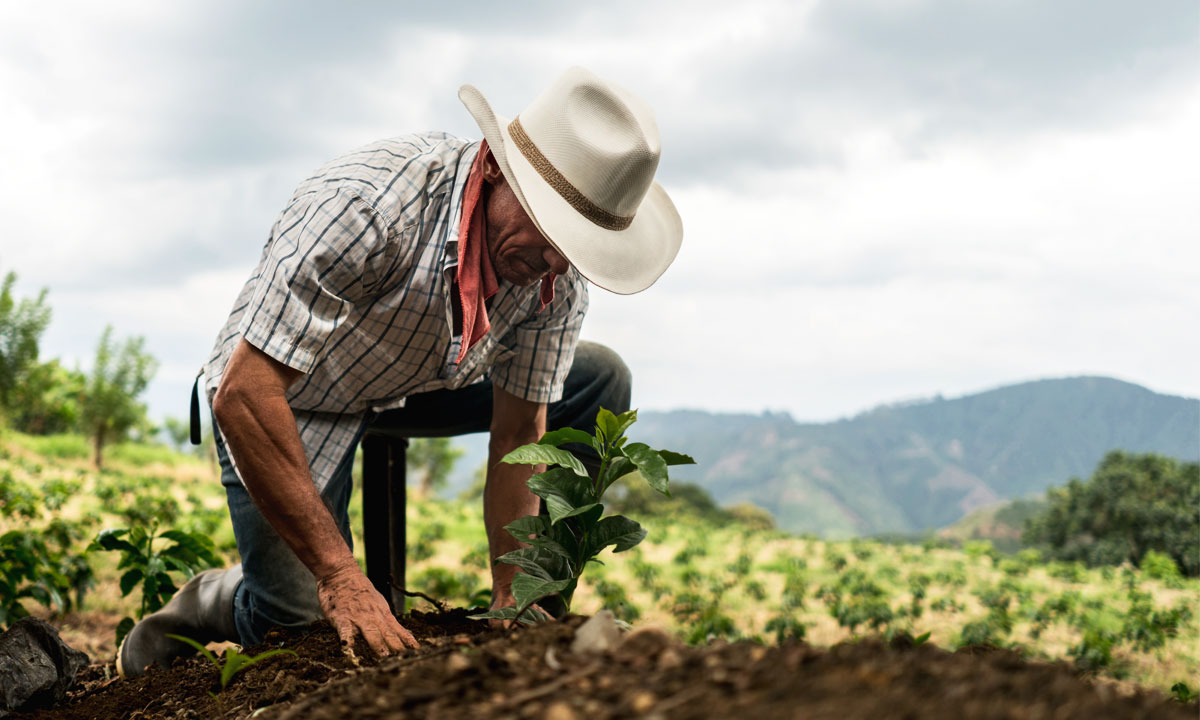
[481,149,506,186]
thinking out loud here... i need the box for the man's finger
[377,617,409,654]
[398,625,420,649]
[333,619,359,657]
[360,623,391,658]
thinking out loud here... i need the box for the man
[117,66,682,678]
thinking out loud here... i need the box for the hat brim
[459,84,682,295]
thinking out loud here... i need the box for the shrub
[1140,550,1182,584]
[1024,452,1199,576]
[90,523,220,645]
[1069,627,1119,674]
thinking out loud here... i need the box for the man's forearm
[483,436,543,593]
[213,382,356,581]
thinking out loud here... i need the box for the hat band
[508,117,634,231]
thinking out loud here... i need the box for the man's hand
[488,583,549,629]
[316,560,419,658]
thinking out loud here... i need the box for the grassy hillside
[938,498,1050,552]
[2,430,1197,698]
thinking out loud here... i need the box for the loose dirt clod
[570,610,621,654]
[13,611,1195,720]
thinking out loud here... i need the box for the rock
[445,651,472,674]
[0,617,90,715]
[629,690,657,714]
[616,626,673,660]
[570,610,622,655]
[543,700,578,720]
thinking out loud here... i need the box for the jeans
[220,341,631,644]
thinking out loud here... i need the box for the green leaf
[167,633,219,666]
[526,468,598,524]
[595,408,624,445]
[612,409,638,440]
[537,427,596,448]
[599,456,633,494]
[494,548,553,580]
[119,568,143,597]
[657,449,696,466]
[469,606,519,621]
[913,631,932,647]
[511,574,575,611]
[587,515,647,555]
[502,444,589,478]
[220,650,248,689]
[161,530,220,566]
[503,517,572,561]
[91,529,137,555]
[623,443,670,496]
[162,555,198,577]
[504,515,547,542]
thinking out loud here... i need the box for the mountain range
[441,377,1198,538]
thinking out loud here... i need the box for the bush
[1024,452,1199,576]
[1069,627,1119,674]
[1140,550,1183,584]
[9,433,90,460]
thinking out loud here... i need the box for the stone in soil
[0,617,90,716]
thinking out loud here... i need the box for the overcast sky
[1,0,1197,425]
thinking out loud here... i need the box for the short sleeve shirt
[203,132,589,490]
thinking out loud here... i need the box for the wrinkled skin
[480,152,570,286]
[317,560,418,658]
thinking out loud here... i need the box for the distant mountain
[632,377,1197,537]
[441,377,1198,538]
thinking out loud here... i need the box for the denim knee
[574,341,632,415]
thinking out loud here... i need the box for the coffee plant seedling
[1170,681,1198,704]
[90,522,220,645]
[167,634,296,695]
[471,408,694,625]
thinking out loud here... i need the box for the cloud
[1,0,1197,424]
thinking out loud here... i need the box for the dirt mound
[17,610,1191,720]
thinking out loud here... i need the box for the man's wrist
[313,553,360,585]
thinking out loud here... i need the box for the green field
[2,430,1196,699]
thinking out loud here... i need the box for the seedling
[471,408,694,624]
[90,522,220,645]
[167,634,296,694]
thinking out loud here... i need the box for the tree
[78,326,157,468]
[8,359,87,435]
[1023,451,1200,576]
[0,270,52,414]
[406,437,464,498]
[161,416,191,452]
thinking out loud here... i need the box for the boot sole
[115,634,132,680]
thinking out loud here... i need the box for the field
[1,430,1197,717]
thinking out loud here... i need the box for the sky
[1,0,1197,425]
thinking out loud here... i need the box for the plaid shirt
[203,132,589,490]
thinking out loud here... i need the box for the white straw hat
[458,67,683,295]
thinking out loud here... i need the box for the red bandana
[455,141,555,363]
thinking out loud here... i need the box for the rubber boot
[116,565,243,679]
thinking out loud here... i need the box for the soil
[13,609,1193,720]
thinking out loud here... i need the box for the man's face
[481,153,570,287]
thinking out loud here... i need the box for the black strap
[189,373,202,445]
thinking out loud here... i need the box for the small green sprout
[167,634,296,693]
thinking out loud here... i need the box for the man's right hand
[316,560,419,659]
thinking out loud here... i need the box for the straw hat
[458,67,682,295]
